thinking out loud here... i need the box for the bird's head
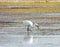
[34,23,39,30]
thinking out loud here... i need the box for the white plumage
[23,20,33,27]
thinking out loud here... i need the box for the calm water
[0,33,60,47]
[0,27,60,47]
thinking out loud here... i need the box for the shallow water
[0,34,60,47]
[0,27,60,47]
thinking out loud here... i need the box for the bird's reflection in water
[24,34,33,44]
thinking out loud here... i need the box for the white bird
[23,20,34,36]
[23,20,39,35]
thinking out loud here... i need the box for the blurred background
[0,0,60,34]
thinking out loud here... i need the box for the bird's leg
[27,25,30,36]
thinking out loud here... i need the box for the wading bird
[23,20,33,35]
[23,20,39,35]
